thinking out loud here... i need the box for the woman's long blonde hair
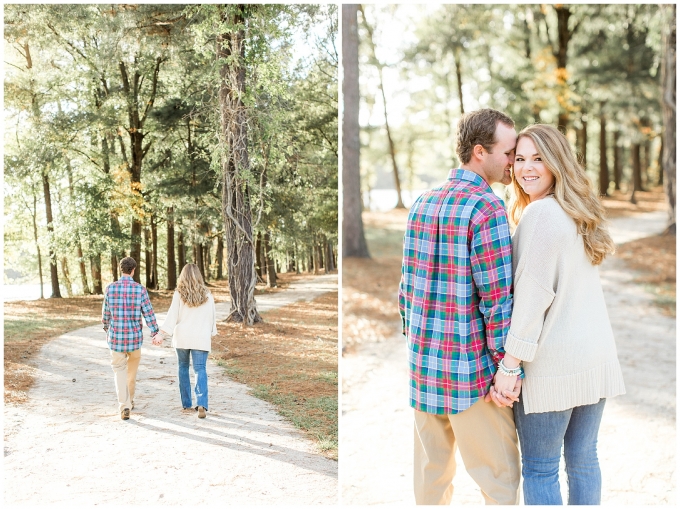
[177,263,210,307]
[509,124,615,265]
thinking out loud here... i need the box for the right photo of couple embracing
[340,3,675,506]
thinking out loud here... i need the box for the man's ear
[472,144,486,161]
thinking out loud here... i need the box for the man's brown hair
[455,108,515,165]
[119,257,136,275]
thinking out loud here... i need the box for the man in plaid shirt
[399,109,521,504]
[102,257,160,420]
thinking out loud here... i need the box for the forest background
[4,3,338,320]
[354,4,675,221]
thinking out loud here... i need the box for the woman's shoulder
[517,197,574,246]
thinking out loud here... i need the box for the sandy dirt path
[4,274,338,506]
[340,211,675,505]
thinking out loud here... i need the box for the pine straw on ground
[342,209,409,355]
[211,291,338,460]
[616,234,676,316]
[3,272,304,405]
[601,186,668,219]
[343,189,675,353]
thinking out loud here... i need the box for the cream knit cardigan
[505,196,626,414]
[160,291,217,352]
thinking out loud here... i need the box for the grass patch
[3,273,309,405]
[212,290,338,460]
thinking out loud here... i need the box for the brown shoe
[197,406,206,419]
[121,408,130,420]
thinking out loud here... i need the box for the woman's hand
[491,373,519,407]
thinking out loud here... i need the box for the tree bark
[264,231,277,288]
[42,170,61,298]
[151,215,158,288]
[216,233,224,279]
[554,5,574,130]
[613,130,621,191]
[31,192,45,299]
[342,5,370,258]
[661,4,676,233]
[599,105,609,196]
[657,137,664,186]
[579,114,588,171]
[178,231,186,271]
[217,5,261,324]
[255,231,263,279]
[145,226,152,288]
[90,253,103,294]
[60,258,73,297]
[630,143,642,204]
[166,206,177,290]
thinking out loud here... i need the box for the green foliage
[4,4,338,289]
[359,4,665,198]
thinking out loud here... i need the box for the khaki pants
[110,349,142,412]
[414,398,520,505]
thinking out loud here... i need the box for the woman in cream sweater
[491,124,625,505]
[160,263,217,419]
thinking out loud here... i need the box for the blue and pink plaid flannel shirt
[398,169,514,414]
[102,275,159,352]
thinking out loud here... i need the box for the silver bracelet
[498,358,522,377]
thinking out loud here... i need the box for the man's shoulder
[411,180,505,220]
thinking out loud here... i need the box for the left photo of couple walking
[4,3,338,505]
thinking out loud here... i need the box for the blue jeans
[514,395,606,505]
[175,349,209,410]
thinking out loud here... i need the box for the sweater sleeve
[504,201,564,362]
[161,291,181,336]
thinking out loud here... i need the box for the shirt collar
[120,274,133,280]
[447,168,493,192]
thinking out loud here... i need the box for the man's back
[102,275,158,352]
[398,168,513,415]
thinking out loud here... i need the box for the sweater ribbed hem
[523,361,626,414]
[504,331,538,362]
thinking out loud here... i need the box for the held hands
[484,375,522,408]
[151,331,164,347]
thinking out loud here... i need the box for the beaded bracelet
[497,358,522,377]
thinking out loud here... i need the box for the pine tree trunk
[42,170,61,298]
[90,254,103,294]
[255,232,263,278]
[217,5,260,324]
[61,258,73,297]
[111,254,118,282]
[194,243,205,278]
[216,233,224,280]
[613,130,621,191]
[555,6,573,130]
[631,143,642,204]
[661,4,676,233]
[204,236,211,282]
[342,5,370,257]
[657,138,664,186]
[264,231,277,288]
[167,207,177,290]
[31,192,44,299]
[599,106,609,196]
[178,231,186,271]
[145,227,153,288]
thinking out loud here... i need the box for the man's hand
[151,332,163,346]
[486,375,522,408]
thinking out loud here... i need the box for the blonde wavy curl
[177,263,210,307]
[508,124,615,265]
